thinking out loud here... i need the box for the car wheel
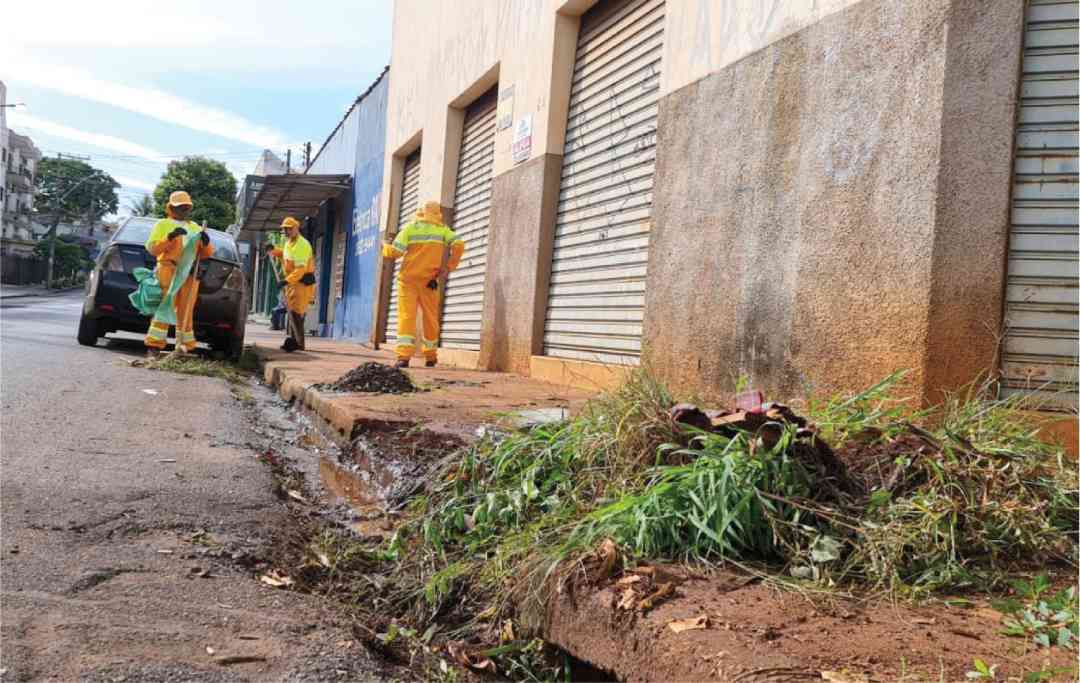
[77,313,99,346]
[228,326,246,361]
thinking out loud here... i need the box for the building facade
[3,130,42,244]
[374,0,1079,418]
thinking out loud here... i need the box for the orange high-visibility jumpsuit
[381,218,464,362]
[144,219,214,352]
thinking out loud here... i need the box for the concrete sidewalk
[0,283,82,299]
[245,322,594,439]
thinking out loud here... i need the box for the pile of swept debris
[317,362,416,394]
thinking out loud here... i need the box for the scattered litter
[237,635,260,640]
[286,489,308,504]
[215,603,235,610]
[158,459,176,463]
[214,655,267,666]
[258,571,294,588]
[316,362,416,394]
[187,566,212,579]
[205,646,216,656]
[446,641,496,673]
[912,617,936,625]
[668,615,710,633]
[141,389,159,396]
[156,549,174,555]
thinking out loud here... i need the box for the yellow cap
[167,190,193,207]
[280,216,301,230]
[415,201,443,225]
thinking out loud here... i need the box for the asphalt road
[0,292,379,682]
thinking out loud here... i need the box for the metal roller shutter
[442,89,497,350]
[384,149,422,344]
[543,0,664,364]
[1001,0,1079,410]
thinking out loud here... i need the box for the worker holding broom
[270,216,316,352]
[381,201,464,368]
[141,191,214,358]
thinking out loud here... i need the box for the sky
[1,0,392,220]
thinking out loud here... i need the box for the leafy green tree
[35,158,119,224]
[125,194,155,216]
[152,156,237,229]
[33,237,90,276]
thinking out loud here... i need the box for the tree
[35,158,119,224]
[125,194,156,216]
[152,156,237,230]
[33,237,90,277]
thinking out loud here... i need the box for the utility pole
[46,170,102,289]
[285,149,291,174]
[303,142,311,170]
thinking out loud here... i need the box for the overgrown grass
[145,354,251,384]
[333,369,1076,678]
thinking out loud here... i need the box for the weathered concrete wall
[924,0,1024,403]
[480,154,562,374]
[643,0,1021,403]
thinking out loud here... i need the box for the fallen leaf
[617,587,638,611]
[476,606,497,621]
[669,615,709,633]
[258,571,295,588]
[616,574,644,587]
[500,620,515,643]
[912,617,936,625]
[638,582,675,611]
[336,639,354,649]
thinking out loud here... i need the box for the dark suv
[77,216,247,358]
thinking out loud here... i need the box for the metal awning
[237,173,351,238]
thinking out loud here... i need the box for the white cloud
[8,111,163,158]
[5,59,288,149]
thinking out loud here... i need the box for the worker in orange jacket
[270,216,316,351]
[143,191,214,356]
[382,201,464,368]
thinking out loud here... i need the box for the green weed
[994,573,1078,650]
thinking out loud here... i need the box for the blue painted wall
[335,71,388,341]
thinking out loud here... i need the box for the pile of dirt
[319,362,415,394]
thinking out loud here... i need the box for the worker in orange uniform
[144,191,214,357]
[381,201,464,368]
[270,216,316,352]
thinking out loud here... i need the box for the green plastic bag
[128,267,162,316]
[129,232,201,325]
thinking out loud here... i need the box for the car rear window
[114,218,238,262]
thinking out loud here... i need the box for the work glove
[168,227,187,240]
[426,279,438,291]
[300,273,316,286]
[199,230,210,246]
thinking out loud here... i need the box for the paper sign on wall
[512,114,533,165]
[497,85,514,131]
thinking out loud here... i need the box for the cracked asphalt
[1,292,381,682]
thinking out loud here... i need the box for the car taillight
[224,267,244,291]
[104,249,125,272]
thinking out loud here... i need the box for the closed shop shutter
[384,149,422,344]
[442,89,497,350]
[1001,0,1079,410]
[543,0,664,364]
